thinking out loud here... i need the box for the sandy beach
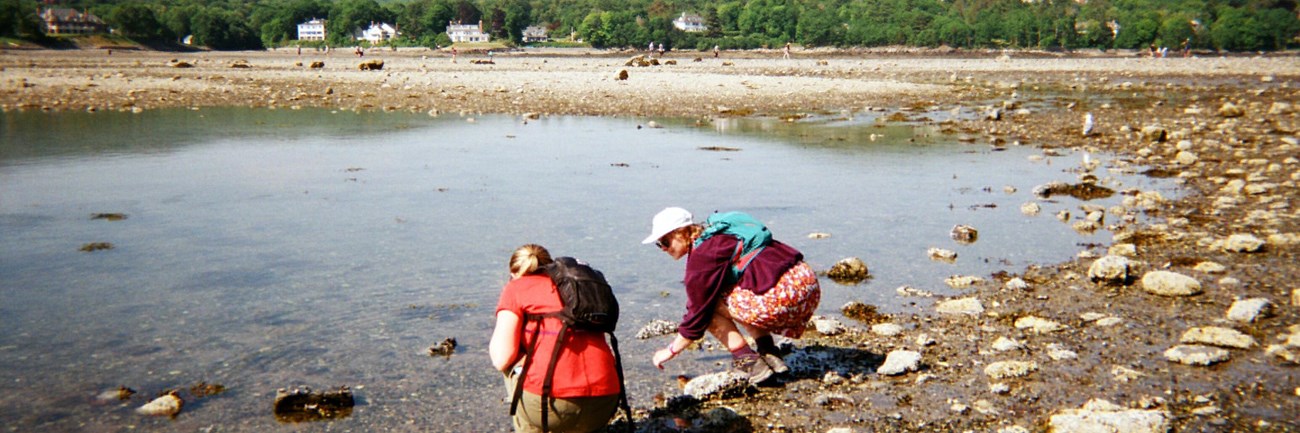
[3,47,1299,431]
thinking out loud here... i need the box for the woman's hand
[652,348,675,369]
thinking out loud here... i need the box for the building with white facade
[447,21,490,43]
[357,22,399,44]
[672,12,707,33]
[40,8,107,35]
[522,25,548,43]
[297,18,326,41]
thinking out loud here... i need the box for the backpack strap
[539,322,571,433]
[607,332,634,432]
[508,313,545,417]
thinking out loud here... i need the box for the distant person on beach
[643,207,821,386]
[648,41,655,55]
[489,244,620,432]
[658,43,665,57]
[451,46,458,63]
[782,42,791,59]
[1181,38,1190,57]
[713,45,720,58]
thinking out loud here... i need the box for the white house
[41,8,107,35]
[297,18,326,41]
[447,20,490,43]
[672,12,707,33]
[522,25,548,43]
[356,22,399,44]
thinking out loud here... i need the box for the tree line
[2,0,1297,52]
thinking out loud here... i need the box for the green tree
[396,0,455,45]
[109,3,171,40]
[327,0,387,45]
[1209,6,1262,51]
[0,0,43,38]
[191,7,263,50]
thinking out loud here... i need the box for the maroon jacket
[678,235,802,340]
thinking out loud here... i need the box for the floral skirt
[725,261,821,339]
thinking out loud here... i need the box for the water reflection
[0,109,1176,431]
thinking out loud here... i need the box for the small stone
[1223,234,1265,252]
[936,297,984,316]
[871,323,904,336]
[1181,326,1257,349]
[137,391,183,417]
[1107,244,1137,257]
[984,361,1038,379]
[1048,399,1170,433]
[1111,365,1144,382]
[1005,277,1029,290]
[811,316,846,336]
[1193,261,1226,273]
[1089,255,1132,285]
[1218,102,1245,118]
[877,350,922,376]
[822,371,847,385]
[1164,344,1231,366]
[1014,316,1067,333]
[1225,298,1271,323]
[827,257,869,283]
[1095,317,1124,327]
[927,247,957,262]
[991,337,1024,352]
[990,383,1010,394]
[1020,202,1041,215]
[635,319,679,339]
[1047,343,1079,360]
[1174,150,1199,165]
[683,371,750,400]
[895,285,933,297]
[1141,271,1202,296]
[945,275,984,288]
[950,224,978,243]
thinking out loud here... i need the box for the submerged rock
[927,247,957,263]
[1033,181,1116,200]
[273,386,355,422]
[136,391,183,417]
[826,257,869,284]
[950,225,978,244]
[427,337,457,357]
[95,386,136,403]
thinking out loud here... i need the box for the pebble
[136,392,183,417]
[877,350,922,376]
[945,275,984,288]
[1046,343,1079,360]
[1141,271,1202,296]
[927,247,957,262]
[811,316,846,336]
[1020,202,1041,215]
[1163,344,1231,366]
[896,285,933,297]
[1193,261,1227,273]
[1088,255,1131,284]
[1180,326,1257,349]
[1005,277,1029,290]
[991,337,1025,352]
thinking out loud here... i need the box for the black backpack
[509,257,633,432]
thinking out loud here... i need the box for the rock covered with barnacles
[635,319,678,339]
[949,225,978,244]
[826,257,869,284]
[682,371,750,400]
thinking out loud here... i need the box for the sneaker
[732,354,774,385]
[760,353,790,375]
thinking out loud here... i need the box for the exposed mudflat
[3,47,1297,432]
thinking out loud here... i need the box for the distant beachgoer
[783,42,791,59]
[714,45,720,58]
[452,47,458,63]
[296,45,301,56]
[657,43,665,57]
[1181,38,1190,57]
[649,41,655,53]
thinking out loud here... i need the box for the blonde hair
[509,244,553,279]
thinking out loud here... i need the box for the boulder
[616,69,629,80]
[1223,234,1265,252]
[1140,271,1202,296]
[827,257,869,283]
[635,319,678,339]
[950,225,978,243]
[136,391,183,417]
[309,61,324,69]
[273,386,355,422]
[358,59,384,71]
[1225,298,1271,323]
[1218,102,1245,118]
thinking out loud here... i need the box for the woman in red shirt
[489,244,621,432]
[644,208,821,385]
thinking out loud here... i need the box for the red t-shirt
[496,274,621,398]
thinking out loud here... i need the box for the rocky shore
[3,48,1297,432]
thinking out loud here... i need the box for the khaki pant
[503,370,619,433]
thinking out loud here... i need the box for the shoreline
[2,49,1298,431]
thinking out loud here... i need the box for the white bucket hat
[642,207,693,244]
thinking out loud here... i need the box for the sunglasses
[654,239,668,249]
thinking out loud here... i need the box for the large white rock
[877,350,922,376]
[1141,271,1202,296]
[1179,326,1257,349]
[1015,316,1068,333]
[683,371,750,400]
[1048,399,1170,433]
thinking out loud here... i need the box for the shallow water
[0,108,1174,431]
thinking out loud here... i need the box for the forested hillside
[2,0,1297,52]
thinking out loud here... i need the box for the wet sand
[3,47,1298,431]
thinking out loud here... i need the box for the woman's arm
[488,309,522,372]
